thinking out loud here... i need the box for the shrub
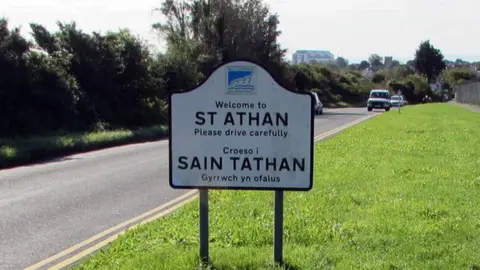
[371,73,386,83]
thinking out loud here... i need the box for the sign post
[199,189,208,265]
[397,90,402,113]
[169,59,314,265]
[274,190,284,263]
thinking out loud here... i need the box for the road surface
[0,107,379,269]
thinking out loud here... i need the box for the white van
[367,89,391,111]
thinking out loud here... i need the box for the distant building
[384,56,393,67]
[292,50,335,64]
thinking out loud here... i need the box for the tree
[391,60,400,67]
[368,54,383,68]
[152,0,288,83]
[0,17,168,136]
[455,58,469,65]
[413,40,446,83]
[393,65,414,80]
[442,67,477,86]
[358,60,370,70]
[348,63,359,70]
[335,57,348,68]
[0,19,34,135]
[371,73,385,83]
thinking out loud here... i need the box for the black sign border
[168,58,314,191]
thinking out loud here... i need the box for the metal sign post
[168,59,314,266]
[274,190,284,263]
[397,90,402,113]
[199,189,209,265]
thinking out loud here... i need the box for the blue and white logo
[226,66,255,94]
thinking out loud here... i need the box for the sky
[1,0,479,63]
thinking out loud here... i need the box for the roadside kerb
[25,190,197,270]
[313,113,378,142]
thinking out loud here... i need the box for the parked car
[367,89,391,111]
[311,92,323,115]
[390,95,406,107]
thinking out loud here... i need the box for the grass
[76,103,480,269]
[0,125,168,169]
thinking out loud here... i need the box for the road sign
[169,60,314,191]
[168,59,314,266]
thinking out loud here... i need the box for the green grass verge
[75,104,480,269]
[0,125,168,169]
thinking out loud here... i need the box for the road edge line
[313,114,377,141]
[25,190,197,270]
[47,194,199,270]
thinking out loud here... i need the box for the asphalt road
[0,107,380,270]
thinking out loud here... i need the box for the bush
[290,64,374,105]
[371,73,386,83]
[442,67,477,88]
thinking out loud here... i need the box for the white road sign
[169,60,314,190]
